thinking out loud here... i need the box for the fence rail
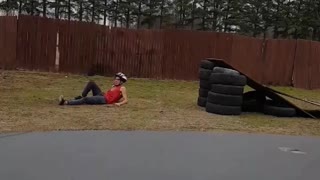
[0,15,319,89]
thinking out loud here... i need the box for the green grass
[1,70,320,136]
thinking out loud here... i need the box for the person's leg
[82,96,107,105]
[67,98,85,105]
[80,81,103,98]
[60,96,106,105]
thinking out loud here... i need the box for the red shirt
[104,86,122,104]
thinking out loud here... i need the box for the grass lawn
[1,70,320,136]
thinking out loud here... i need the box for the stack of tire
[242,91,297,117]
[205,67,247,115]
[198,60,215,107]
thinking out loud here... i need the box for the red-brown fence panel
[262,39,296,86]
[16,15,57,71]
[214,32,233,62]
[6,15,320,89]
[293,40,320,89]
[0,16,17,69]
[58,20,97,74]
[229,35,264,83]
[161,30,217,80]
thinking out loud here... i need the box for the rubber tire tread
[206,102,241,115]
[199,68,212,80]
[197,97,207,107]
[199,88,209,97]
[211,84,244,95]
[207,92,243,106]
[242,91,266,112]
[263,101,296,117]
[212,67,239,75]
[242,99,263,112]
[200,80,210,90]
[210,73,247,86]
[200,60,215,70]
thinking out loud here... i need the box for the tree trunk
[79,1,83,21]
[159,0,164,29]
[55,0,60,19]
[273,1,280,38]
[31,0,35,15]
[42,0,47,17]
[148,12,152,29]
[68,0,71,20]
[103,0,107,25]
[114,0,119,27]
[202,0,208,30]
[191,1,196,30]
[18,0,22,14]
[137,1,142,29]
[212,2,219,31]
[293,1,302,39]
[91,1,95,22]
[126,5,130,28]
[224,1,230,32]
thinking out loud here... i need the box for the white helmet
[115,72,127,83]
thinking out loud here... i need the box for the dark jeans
[67,81,107,105]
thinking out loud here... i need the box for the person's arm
[115,87,128,106]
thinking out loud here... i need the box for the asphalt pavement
[0,131,319,180]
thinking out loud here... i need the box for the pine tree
[206,0,224,31]
[173,0,194,29]
[238,0,265,37]
[48,0,63,19]
[221,0,241,32]
[290,0,309,39]
[22,0,42,16]
[108,0,121,27]
[307,0,320,40]
[0,0,19,15]
[141,0,162,29]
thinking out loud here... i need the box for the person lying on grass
[58,72,128,107]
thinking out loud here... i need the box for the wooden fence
[0,16,17,69]
[1,15,320,89]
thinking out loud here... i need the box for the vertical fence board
[230,35,264,83]
[0,16,17,69]
[293,40,311,89]
[309,42,320,89]
[262,39,296,86]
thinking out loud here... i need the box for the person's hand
[114,103,121,107]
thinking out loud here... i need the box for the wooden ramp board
[206,58,320,119]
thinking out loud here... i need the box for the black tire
[200,80,210,90]
[243,91,266,102]
[242,91,266,112]
[242,100,263,112]
[206,102,241,115]
[211,84,244,95]
[199,88,209,97]
[212,67,240,75]
[210,73,247,86]
[199,68,212,80]
[197,97,207,107]
[207,92,243,106]
[200,60,215,70]
[263,100,296,117]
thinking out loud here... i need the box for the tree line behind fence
[1,0,320,41]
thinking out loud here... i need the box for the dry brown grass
[1,70,320,136]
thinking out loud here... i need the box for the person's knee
[88,80,95,85]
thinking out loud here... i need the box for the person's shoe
[74,95,83,100]
[59,95,66,105]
